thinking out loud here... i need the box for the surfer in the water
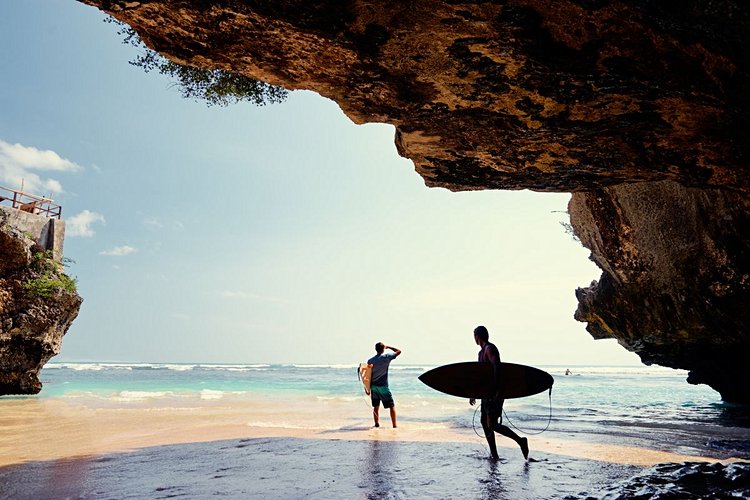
[470,325,529,461]
[367,342,402,428]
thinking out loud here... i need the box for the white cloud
[142,216,163,230]
[0,139,82,194]
[100,245,137,257]
[67,210,106,238]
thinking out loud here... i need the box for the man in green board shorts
[367,342,402,428]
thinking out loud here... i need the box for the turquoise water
[37,362,717,406]
[34,362,749,460]
[2,362,746,500]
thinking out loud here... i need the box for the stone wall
[0,206,65,262]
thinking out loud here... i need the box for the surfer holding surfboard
[470,326,529,461]
[367,342,402,428]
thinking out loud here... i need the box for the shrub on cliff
[24,251,78,298]
[106,17,288,107]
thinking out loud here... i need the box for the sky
[0,0,641,366]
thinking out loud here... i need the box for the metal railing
[0,185,62,219]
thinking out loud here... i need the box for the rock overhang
[74,0,750,401]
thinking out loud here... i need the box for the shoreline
[1,397,743,468]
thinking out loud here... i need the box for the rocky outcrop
[0,211,82,394]
[570,181,750,402]
[82,0,749,194]
[593,461,750,499]
[79,1,749,400]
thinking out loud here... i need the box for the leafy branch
[105,17,288,107]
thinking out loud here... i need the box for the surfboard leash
[356,367,379,426]
[471,404,492,456]
[502,387,553,435]
[471,388,554,438]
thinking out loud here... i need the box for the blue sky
[0,0,640,366]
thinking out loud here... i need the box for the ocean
[1,362,749,498]
[35,362,750,458]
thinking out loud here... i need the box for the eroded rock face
[78,1,750,400]
[81,0,749,193]
[570,181,750,402]
[0,218,82,395]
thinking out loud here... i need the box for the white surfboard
[358,363,372,395]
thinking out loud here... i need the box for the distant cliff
[80,0,750,401]
[0,207,82,395]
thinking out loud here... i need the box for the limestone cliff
[0,210,82,395]
[570,181,750,402]
[79,1,750,400]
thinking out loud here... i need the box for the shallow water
[3,362,748,498]
[34,362,750,460]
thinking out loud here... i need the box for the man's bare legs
[481,412,500,459]
[496,421,529,460]
[482,411,529,460]
[373,405,397,428]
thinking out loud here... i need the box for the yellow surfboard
[358,363,373,395]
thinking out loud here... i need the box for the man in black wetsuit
[469,325,529,460]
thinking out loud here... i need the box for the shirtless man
[469,326,529,460]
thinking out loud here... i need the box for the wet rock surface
[584,461,750,500]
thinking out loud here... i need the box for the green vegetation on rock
[24,251,78,298]
[106,17,288,107]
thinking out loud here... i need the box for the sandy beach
[0,396,727,468]
[2,396,746,499]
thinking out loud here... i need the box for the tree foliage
[24,251,78,298]
[105,17,288,107]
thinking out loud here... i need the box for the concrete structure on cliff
[55,0,750,401]
[0,186,66,262]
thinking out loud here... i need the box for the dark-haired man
[470,325,529,460]
[367,342,401,428]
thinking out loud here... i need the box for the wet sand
[1,436,642,499]
[2,397,746,498]
[0,397,724,468]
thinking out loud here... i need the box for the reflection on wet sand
[361,439,399,497]
[2,436,747,499]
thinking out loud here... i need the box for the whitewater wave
[289,364,359,369]
[45,363,134,371]
[542,365,689,376]
[198,364,271,371]
[115,390,177,401]
[200,389,224,400]
[43,362,276,372]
